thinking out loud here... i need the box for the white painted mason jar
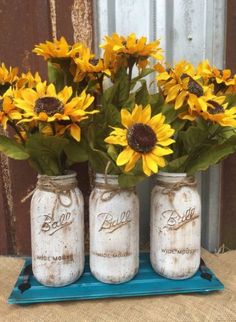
[89,174,139,284]
[150,172,201,279]
[30,171,84,287]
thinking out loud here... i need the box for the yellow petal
[144,154,158,173]
[117,147,134,166]
[124,152,140,172]
[142,155,152,176]
[70,124,81,141]
[121,109,133,128]
[175,91,187,109]
[152,146,173,156]
[166,85,181,103]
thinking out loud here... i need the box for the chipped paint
[151,173,201,279]
[49,0,57,40]
[71,0,93,48]
[0,128,16,253]
[89,174,139,284]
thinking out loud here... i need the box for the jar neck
[37,171,77,189]
[156,171,189,184]
[94,173,119,186]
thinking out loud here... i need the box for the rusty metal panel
[0,0,94,255]
[0,0,51,255]
[221,0,236,249]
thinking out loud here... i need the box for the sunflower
[16,71,42,89]
[33,37,71,60]
[104,104,174,176]
[197,60,235,94]
[156,61,205,109]
[0,95,22,129]
[100,33,163,71]
[73,46,111,82]
[179,89,236,126]
[14,82,96,141]
[0,63,18,96]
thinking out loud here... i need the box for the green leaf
[113,68,130,108]
[135,81,149,105]
[178,124,209,153]
[165,155,189,173]
[171,118,187,133]
[131,68,154,89]
[225,94,236,108]
[88,148,119,174]
[160,103,179,123]
[26,134,69,175]
[118,173,146,188]
[64,138,88,165]
[47,61,65,92]
[0,136,29,160]
[186,136,236,175]
[105,103,121,127]
[122,93,136,110]
[107,145,118,162]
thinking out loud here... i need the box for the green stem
[128,57,136,91]
[98,74,104,95]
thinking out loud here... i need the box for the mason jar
[89,174,139,283]
[30,171,84,286]
[150,172,201,279]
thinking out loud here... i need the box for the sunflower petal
[117,147,134,166]
[70,124,81,141]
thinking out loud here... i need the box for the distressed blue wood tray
[8,253,224,305]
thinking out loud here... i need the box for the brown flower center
[188,79,203,97]
[127,123,157,153]
[34,97,64,116]
[181,74,203,97]
[207,100,225,114]
[89,58,99,66]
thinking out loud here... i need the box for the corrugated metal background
[93,0,226,251]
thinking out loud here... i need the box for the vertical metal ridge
[149,0,157,41]
[165,0,174,64]
[107,0,116,35]
[93,0,100,55]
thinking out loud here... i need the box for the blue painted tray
[8,253,224,305]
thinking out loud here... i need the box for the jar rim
[157,171,187,178]
[95,173,118,179]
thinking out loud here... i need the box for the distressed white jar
[89,174,139,284]
[150,172,201,279]
[31,171,84,287]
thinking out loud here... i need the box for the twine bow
[157,176,197,202]
[21,175,78,220]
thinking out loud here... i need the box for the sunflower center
[187,78,204,97]
[127,123,157,153]
[90,58,99,66]
[0,99,3,111]
[34,97,64,116]
[207,100,225,114]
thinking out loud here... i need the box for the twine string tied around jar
[21,175,78,220]
[95,161,135,201]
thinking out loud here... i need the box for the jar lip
[95,173,118,179]
[157,171,187,178]
[37,170,77,180]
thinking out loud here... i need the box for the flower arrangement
[0,34,236,186]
